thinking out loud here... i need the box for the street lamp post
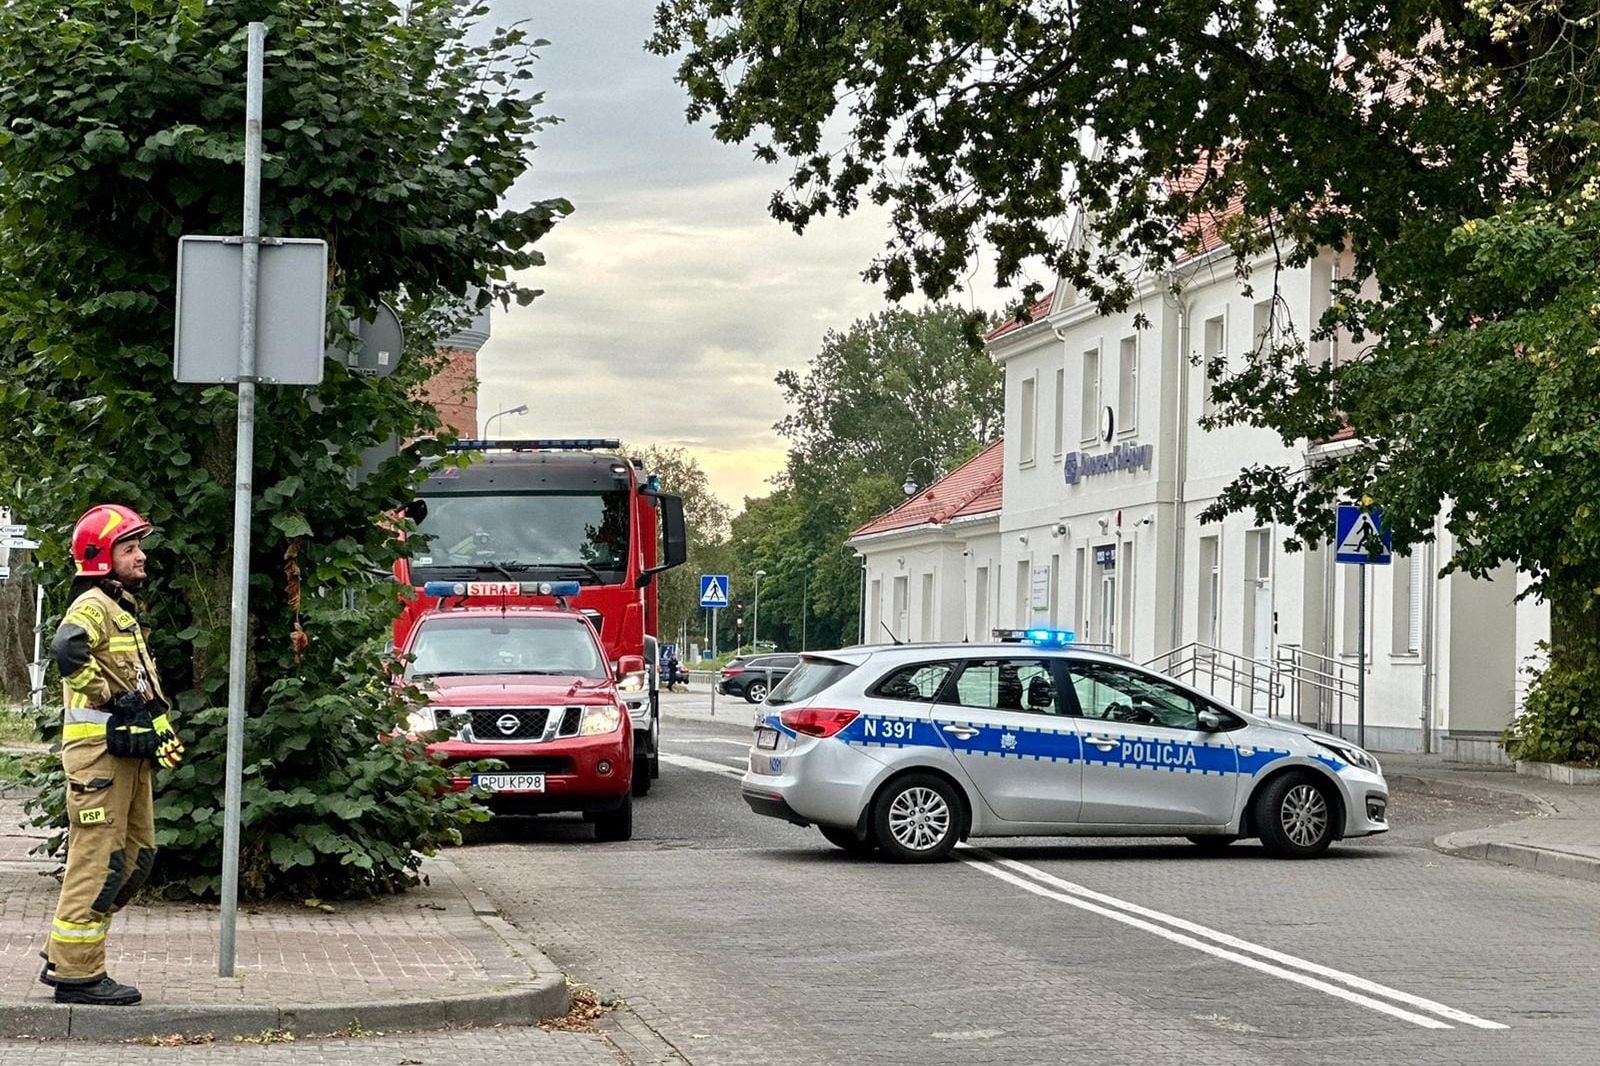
[482,403,528,439]
[902,456,943,496]
[753,569,767,649]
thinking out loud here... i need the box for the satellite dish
[326,300,405,379]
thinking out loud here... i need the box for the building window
[1052,367,1065,457]
[1117,336,1138,435]
[1119,542,1135,656]
[1074,547,1087,638]
[1016,560,1031,627]
[1253,298,1275,353]
[892,575,909,643]
[868,578,881,640]
[1080,346,1101,443]
[1198,535,1220,645]
[1048,553,1061,627]
[974,565,990,641]
[1019,375,1037,467]
[1391,554,1424,655]
[920,572,936,642]
[1202,315,1225,421]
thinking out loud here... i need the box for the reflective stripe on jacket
[50,584,168,747]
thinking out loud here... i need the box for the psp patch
[79,807,106,825]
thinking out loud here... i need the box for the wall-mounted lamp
[1096,517,1110,533]
[895,555,906,568]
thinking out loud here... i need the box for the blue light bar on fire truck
[447,438,622,452]
[422,581,582,599]
[993,628,1076,646]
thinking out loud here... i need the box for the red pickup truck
[400,599,638,841]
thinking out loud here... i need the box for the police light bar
[447,438,622,452]
[422,580,583,598]
[993,628,1076,646]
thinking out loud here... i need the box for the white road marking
[659,752,743,778]
[670,738,753,748]
[961,847,1507,1031]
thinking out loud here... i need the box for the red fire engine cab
[394,439,687,796]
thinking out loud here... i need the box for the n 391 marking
[861,718,916,742]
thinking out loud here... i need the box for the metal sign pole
[219,21,266,979]
[31,583,44,710]
[1357,562,1366,749]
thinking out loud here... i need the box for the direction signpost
[1335,503,1392,749]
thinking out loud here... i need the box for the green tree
[0,0,568,895]
[728,306,1001,650]
[654,3,1600,759]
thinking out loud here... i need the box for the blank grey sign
[174,235,329,385]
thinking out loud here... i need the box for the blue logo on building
[1064,442,1153,485]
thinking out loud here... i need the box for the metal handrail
[1145,641,1287,717]
[1274,644,1361,735]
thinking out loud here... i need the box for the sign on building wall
[1030,566,1051,610]
[1064,442,1153,485]
[1094,544,1117,567]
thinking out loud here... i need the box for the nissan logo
[496,714,520,735]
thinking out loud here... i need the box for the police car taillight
[778,707,860,738]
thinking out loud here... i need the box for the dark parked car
[719,653,800,703]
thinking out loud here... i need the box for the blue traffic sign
[1335,504,1392,565]
[699,574,730,608]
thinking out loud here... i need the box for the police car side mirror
[1197,708,1223,732]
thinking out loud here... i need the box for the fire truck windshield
[410,490,631,580]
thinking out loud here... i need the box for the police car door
[928,656,1082,823]
[1068,660,1239,826]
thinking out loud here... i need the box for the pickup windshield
[411,490,630,580]
[407,616,608,680]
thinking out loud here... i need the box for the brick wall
[421,347,478,438]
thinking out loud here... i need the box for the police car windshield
[408,616,607,680]
[410,491,630,580]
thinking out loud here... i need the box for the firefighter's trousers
[47,743,155,983]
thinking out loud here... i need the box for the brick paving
[0,796,540,1010]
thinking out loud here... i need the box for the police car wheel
[1186,835,1238,851]
[872,774,961,863]
[1255,774,1335,858]
[818,825,875,856]
[745,682,768,704]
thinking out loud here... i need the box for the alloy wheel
[1280,783,1329,847]
[887,786,951,852]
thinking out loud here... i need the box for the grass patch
[0,750,47,782]
[0,707,40,746]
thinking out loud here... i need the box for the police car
[740,631,1388,862]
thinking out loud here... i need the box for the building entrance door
[1100,572,1117,649]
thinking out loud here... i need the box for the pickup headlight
[616,670,648,694]
[1314,739,1380,774]
[579,704,624,736]
[405,707,438,735]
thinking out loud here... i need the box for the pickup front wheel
[593,794,633,842]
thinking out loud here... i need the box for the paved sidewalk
[1381,752,1600,883]
[0,795,568,1041]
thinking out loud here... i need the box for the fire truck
[394,439,687,796]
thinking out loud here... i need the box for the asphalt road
[447,690,1600,1066]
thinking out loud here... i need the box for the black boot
[54,974,141,1006]
[37,951,56,987]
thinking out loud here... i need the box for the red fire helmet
[70,504,153,576]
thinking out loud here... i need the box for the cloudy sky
[476,1,1001,507]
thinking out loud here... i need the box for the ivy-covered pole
[219,20,266,980]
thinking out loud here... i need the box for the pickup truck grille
[469,708,548,741]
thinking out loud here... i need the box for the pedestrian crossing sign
[1335,504,1392,565]
[700,574,730,608]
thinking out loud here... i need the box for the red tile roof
[850,441,1005,539]
[984,297,1054,342]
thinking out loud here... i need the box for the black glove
[105,691,158,759]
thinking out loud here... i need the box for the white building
[851,247,1544,759]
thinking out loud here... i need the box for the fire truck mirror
[660,494,688,568]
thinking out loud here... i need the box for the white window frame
[1052,366,1066,458]
[1117,335,1138,437]
[1019,373,1038,468]
[1201,314,1226,422]
[1080,343,1102,444]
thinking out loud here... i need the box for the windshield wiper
[503,561,607,584]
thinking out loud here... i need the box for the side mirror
[615,655,646,683]
[636,491,688,587]
[1197,708,1223,732]
[401,498,428,524]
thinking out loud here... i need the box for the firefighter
[40,504,184,1006]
